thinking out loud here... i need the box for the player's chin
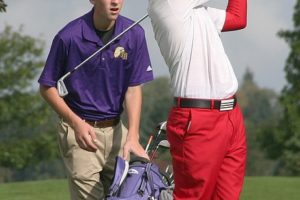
[108,14,119,21]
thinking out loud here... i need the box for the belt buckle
[219,99,235,111]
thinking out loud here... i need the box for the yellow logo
[114,46,128,60]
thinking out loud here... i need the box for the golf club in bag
[106,121,174,200]
[146,121,167,154]
[57,14,149,97]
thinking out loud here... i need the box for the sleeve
[222,0,247,31]
[206,0,247,32]
[169,0,211,19]
[38,34,68,87]
[128,28,154,86]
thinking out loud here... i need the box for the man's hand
[72,120,98,152]
[123,133,149,161]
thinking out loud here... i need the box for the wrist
[126,131,140,141]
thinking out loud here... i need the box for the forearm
[124,85,142,139]
[39,85,81,126]
[222,0,247,31]
[122,85,149,159]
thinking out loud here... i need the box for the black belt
[85,117,120,128]
[174,97,237,111]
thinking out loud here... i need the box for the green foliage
[238,69,280,123]
[272,0,300,175]
[0,25,59,180]
[0,0,6,12]
[140,77,173,143]
[0,26,44,94]
[0,134,58,170]
[0,25,47,140]
[238,69,280,175]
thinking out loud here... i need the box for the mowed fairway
[0,179,70,200]
[0,177,300,200]
[241,177,300,200]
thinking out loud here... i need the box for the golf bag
[106,156,171,200]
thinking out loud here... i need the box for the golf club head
[57,78,69,97]
[158,139,170,148]
[157,121,167,132]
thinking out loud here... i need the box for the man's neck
[93,14,116,31]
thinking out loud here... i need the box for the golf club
[57,14,149,97]
[146,121,167,154]
[145,135,153,153]
[157,121,167,132]
[150,139,170,161]
[165,165,170,173]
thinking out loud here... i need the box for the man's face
[90,0,124,21]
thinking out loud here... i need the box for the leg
[99,122,128,195]
[213,105,247,200]
[57,119,105,200]
[167,107,238,200]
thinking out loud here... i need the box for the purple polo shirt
[38,10,153,120]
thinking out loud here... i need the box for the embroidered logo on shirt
[114,46,128,60]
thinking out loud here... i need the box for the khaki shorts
[57,119,128,200]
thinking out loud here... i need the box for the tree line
[1,0,300,182]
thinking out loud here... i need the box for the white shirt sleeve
[205,7,226,34]
[170,0,211,19]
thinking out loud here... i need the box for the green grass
[0,177,300,200]
[0,179,69,200]
[241,177,300,200]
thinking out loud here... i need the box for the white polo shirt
[148,0,238,99]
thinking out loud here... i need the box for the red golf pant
[167,105,247,200]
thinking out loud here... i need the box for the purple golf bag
[106,156,170,200]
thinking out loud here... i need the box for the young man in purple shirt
[38,0,153,199]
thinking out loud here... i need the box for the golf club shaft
[145,135,153,153]
[58,14,148,83]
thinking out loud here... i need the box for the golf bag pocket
[107,156,170,200]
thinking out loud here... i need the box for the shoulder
[118,15,145,36]
[55,12,89,44]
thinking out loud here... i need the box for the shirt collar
[81,9,122,46]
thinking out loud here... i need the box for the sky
[0,0,296,92]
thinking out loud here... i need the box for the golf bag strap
[110,182,120,196]
[137,165,148,195]
[137,163,156,198]
[107,157,129,197]
[146,163,156,198]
